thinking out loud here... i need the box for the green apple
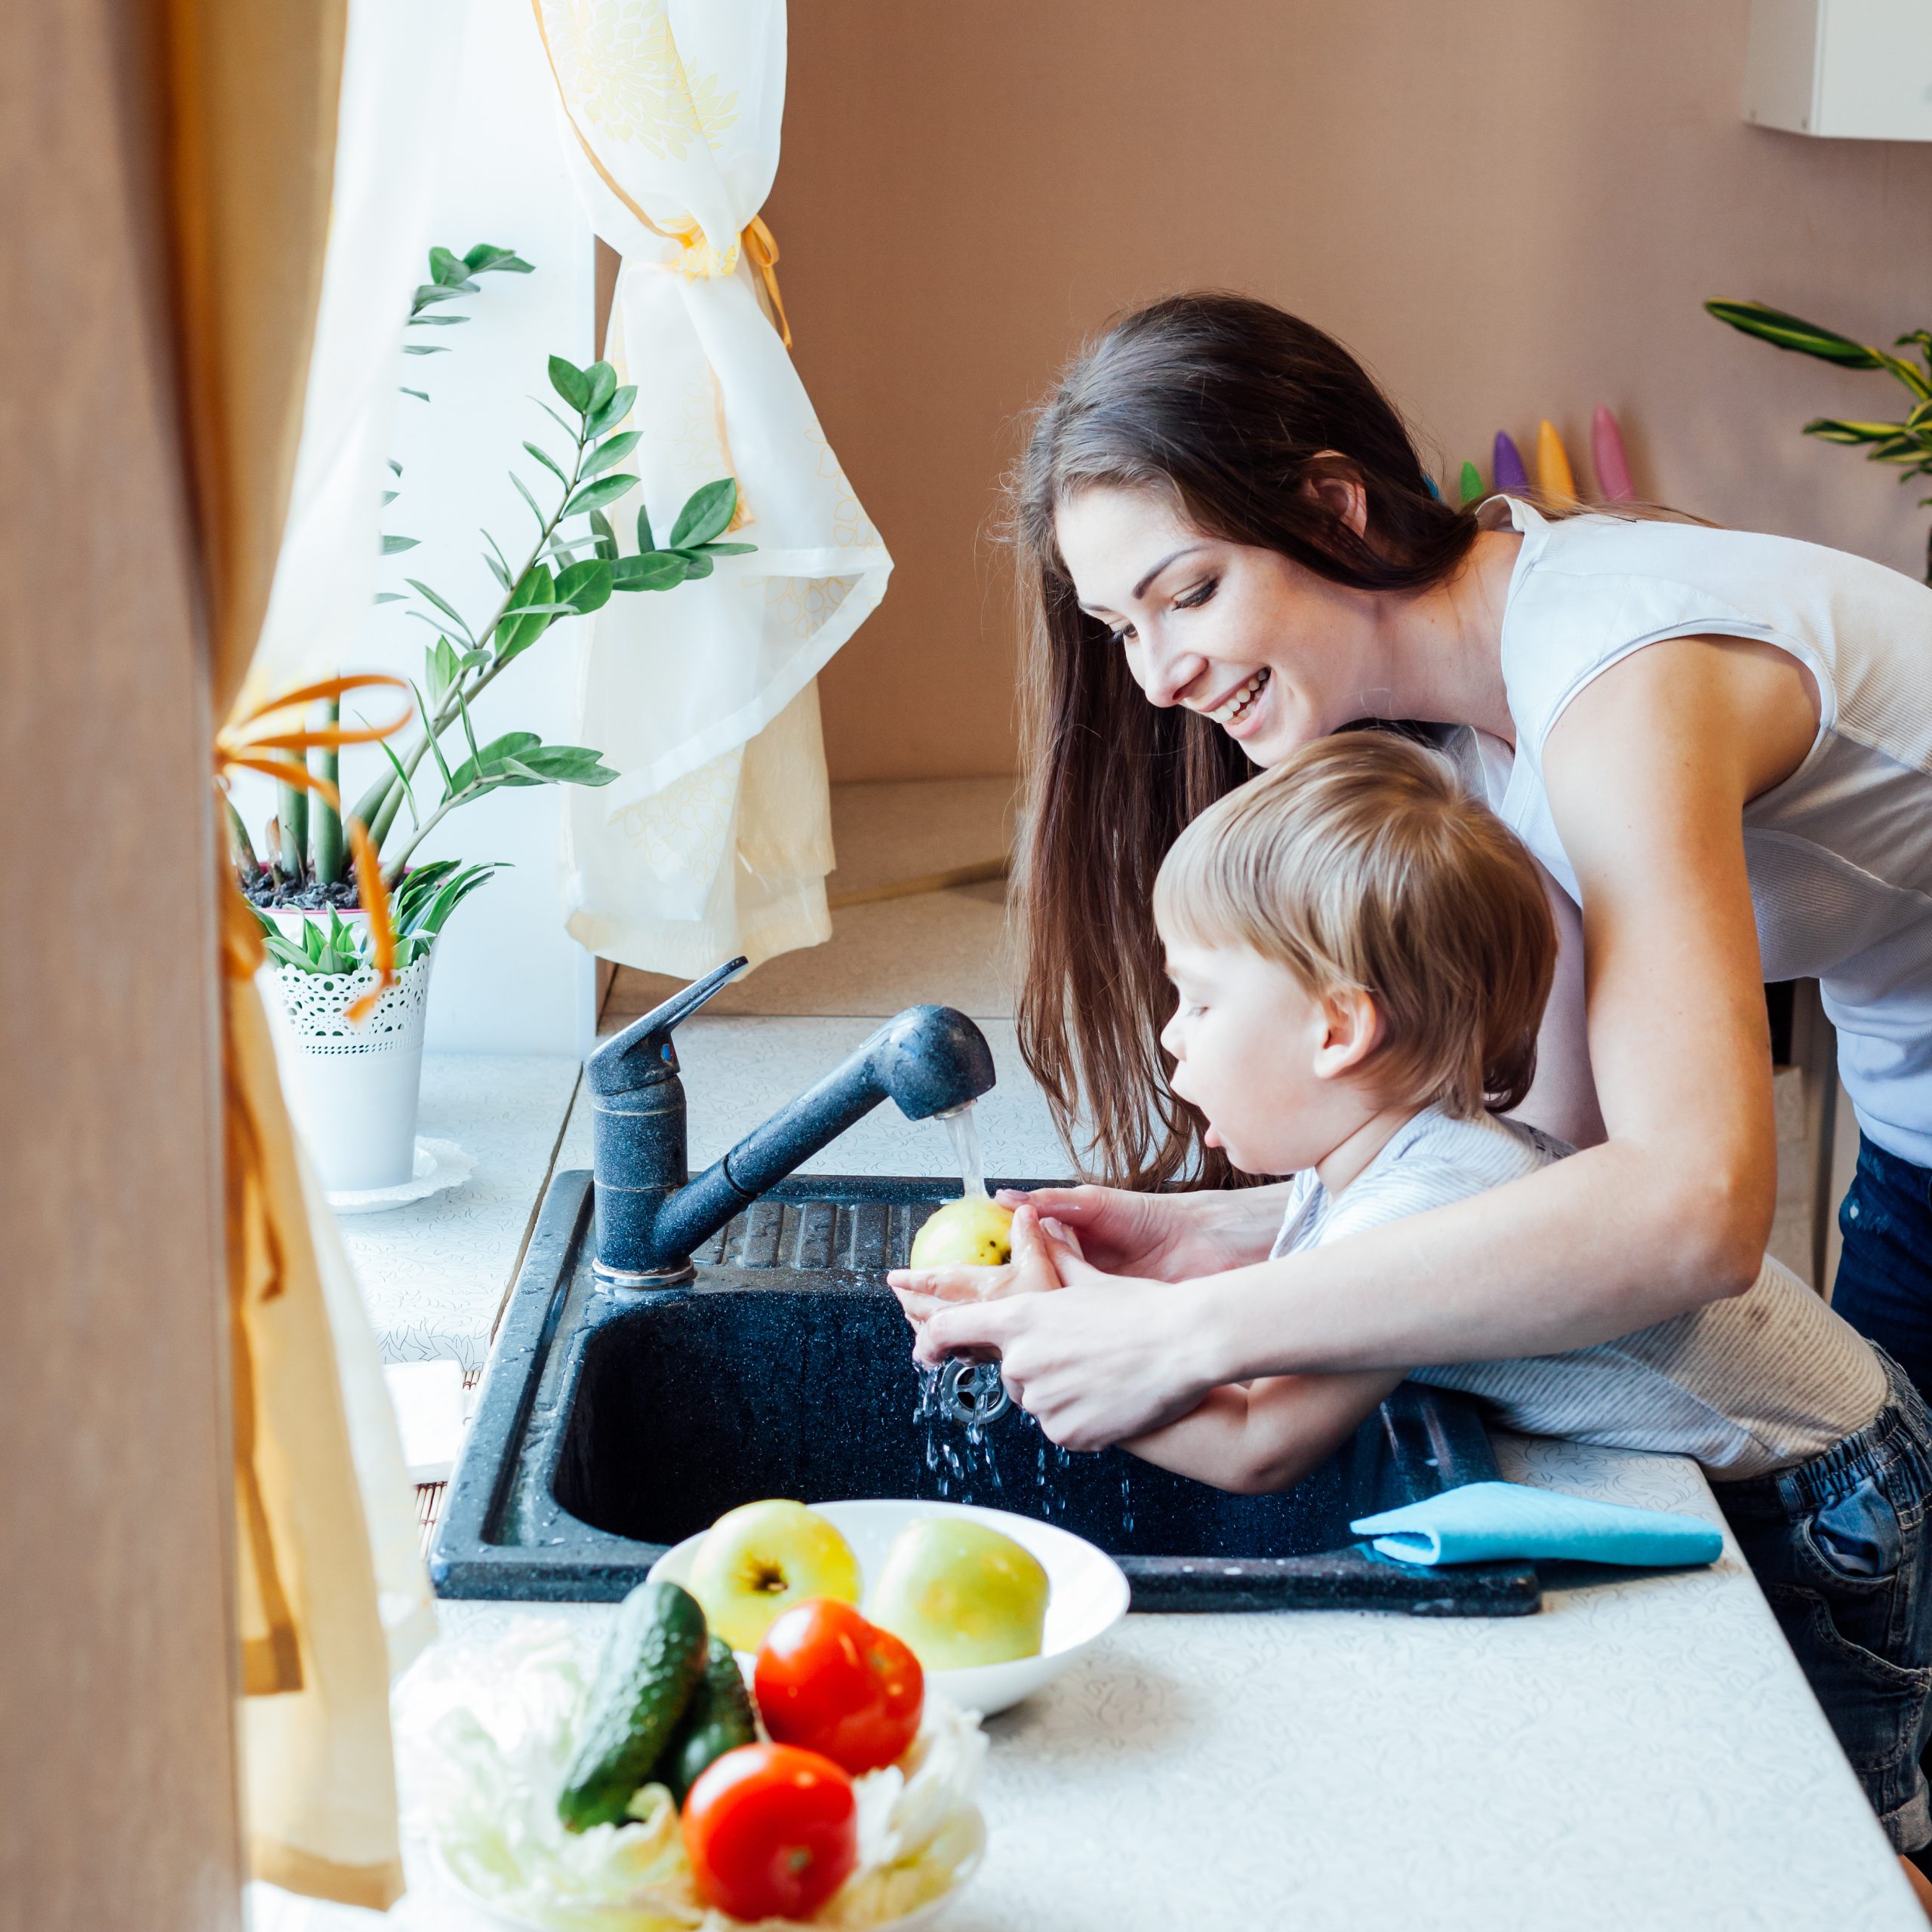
[688,1500,862,1651]
[866,1517,1049,1669]
[909,1197,1014,1269]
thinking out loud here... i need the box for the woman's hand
[988,1180,1287,1281]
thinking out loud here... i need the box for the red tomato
[681,1743,857,1922]
[753,1598,924,1777]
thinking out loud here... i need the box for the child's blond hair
[1153,733,1557,1119]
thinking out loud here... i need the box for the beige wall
[769,0,1932,783]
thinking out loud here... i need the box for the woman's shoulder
[1496,498,1932,758]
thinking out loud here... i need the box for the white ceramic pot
[259,911,436,1192]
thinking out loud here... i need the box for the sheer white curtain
[532,0,891,975]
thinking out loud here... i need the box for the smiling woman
[1013,295,1507,1189]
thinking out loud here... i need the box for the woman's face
[1054,485,1380,768]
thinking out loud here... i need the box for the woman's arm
[1509,860,1604,1150]
[916,638,1811,1450]
[1121,1368,1404,1494]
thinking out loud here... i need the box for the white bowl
[648,1498,1129,1717]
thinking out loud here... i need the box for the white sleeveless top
[1474,495,1932,1169]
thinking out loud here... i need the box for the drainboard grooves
[793,1200,837,1271]
[739,1199,783,1269]
[691,1194,930,1274]
[844,1201,890,1272]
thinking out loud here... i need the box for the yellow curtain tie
[656,212,791,347]
[215,672,414,1020]
[741,214,791,349]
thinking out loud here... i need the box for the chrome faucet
[586,956,998,1286]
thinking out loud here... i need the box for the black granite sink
[432,1171,1539,1617]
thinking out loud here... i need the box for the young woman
[906,292,1932,1447]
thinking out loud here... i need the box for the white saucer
[327,1137,474,1214]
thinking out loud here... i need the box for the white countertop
[295,852,1919,1928]
[254,1435,1921,1932]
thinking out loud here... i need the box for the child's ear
[1312,988,1382,1081]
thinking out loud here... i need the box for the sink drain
[938,1358,1011,1428]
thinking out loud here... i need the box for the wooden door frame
[2,1,244,1925]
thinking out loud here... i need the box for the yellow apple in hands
[688,1500,862,1651]
[909,1197,1015,1269]
[866,1517,1050,1669]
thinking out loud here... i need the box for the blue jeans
[1835,1136,1932,1406]
[1718,1350,1932,1851]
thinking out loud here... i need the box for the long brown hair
[1011,293,1485,1188]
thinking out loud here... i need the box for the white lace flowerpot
[260,919,437,1192]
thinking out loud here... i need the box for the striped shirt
[1269,1107,1885,1479]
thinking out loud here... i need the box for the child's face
[1158,931,1383,1175]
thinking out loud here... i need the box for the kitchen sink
[432,1171,1539,1616]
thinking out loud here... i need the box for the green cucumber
[557,1580,709,1832]
[657,1637,759,1806]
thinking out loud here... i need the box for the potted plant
[1708,297,1932,583]
[235,242,751,1195]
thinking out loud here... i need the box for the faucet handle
[586,955,747,1095]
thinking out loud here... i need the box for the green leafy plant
[1707,298,1932,580]
[240,242,753,974]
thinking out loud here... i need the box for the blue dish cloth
[1350,1480,1724,1568]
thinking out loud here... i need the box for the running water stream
[912,1100,1135,1536]
[943,1102,987,1200]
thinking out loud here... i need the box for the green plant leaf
[408,313,470,327]
[548,354,592,413]
[401,343,451,356]
[401,386,430,401]
[510,472,547,530]
[388,458,404,477]
[502,743,620,786]
[636,502,655,552]
[700,541,756,556]
[561,472,639,518]
[380,489,399,508]
[1804,416,1917,447]
[522,439,569,488]
[532,398,580,441]
[374,591,406,605]
[481,528,515,586]
[579,430,642,480]
[381,533,420,554]
[669,478,737,549]
[589,508,619,561]
[429,245,472,287]
[491,562,557,664]
[481,546,512,592]
[410,678,457,801]
[672,549,714,579]
[412,282,475,308]
[406,578,475,642]
[464,243,534,275]
[556,558,614,614]
[427,635,460,707]
[611,552,688,592]
[585,383,638,440]
[1705,300,1886,368]
[373,732,420,832]
[445,730,543,795]
[454,684,482,773]
[585,361,618,417]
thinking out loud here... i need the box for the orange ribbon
[215,673,414,1023]
[740,215,791,349]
